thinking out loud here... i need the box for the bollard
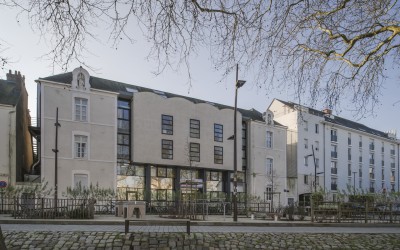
[186,220,190,235]
[125,220,129,234]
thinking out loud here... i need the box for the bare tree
[1,0,399,114]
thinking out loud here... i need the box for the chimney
[322,108,332,115]
[6,70,25,89]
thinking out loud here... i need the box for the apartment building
[0,70,34,187]
[36,66,287,206]
[269,99,400,202]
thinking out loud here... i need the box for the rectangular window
[315,158,319,168]
[331,161,337,174]
[74,98,88,121]
[359,136,362,148]
[348,133,351,145]
[331,129,337,142]
[315,124,319,134]
[161,139,173,159]
[331,178,337,191]
[266,158,273,176]
[74,135,88,158]
[266,131,273,148]
[304,121,308,131]
[331,145,338,158]
[190,119,200,138]
[162,115,173,135]
[214,146,223,164]
[369,139,375,151]
[190,143,200,162]
[304,139,308,149]
[117,99,131,161]
[348,164,352,177]
[74,174,88,189]
[214,124,223,142]
[304,175,309,184]
[315,141,319,151]
[348,148,351,161]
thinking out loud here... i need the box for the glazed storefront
[116,163,246,204]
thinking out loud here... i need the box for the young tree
[1,0,399,114]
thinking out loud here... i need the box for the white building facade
[269,99,400,203]
[37,66,280,207]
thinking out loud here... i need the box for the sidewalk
[1,213,400,227]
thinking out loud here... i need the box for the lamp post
[233,64,246,222]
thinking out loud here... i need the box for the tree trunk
[0,225,7,250]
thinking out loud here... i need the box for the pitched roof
[0,79,21,106]
[274,99,393,140]
[40,72,264,122]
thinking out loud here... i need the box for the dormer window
[77,72,85,89]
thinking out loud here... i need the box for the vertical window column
[117,99,131,161]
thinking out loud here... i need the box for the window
[304,139,308,149]
[190,119,200,138]
[304,156,309,166]
[74,173,88,189]
[304,175,309,184]
[214,146,223,164]
[266,158,273,176]
[315,158,319,168]
[359,136,362,148]
[369,139,375,151]
[265,186,272,200]
[214,124,223,142]
[162,115,173,135]
[382,142,385,154]
[315,141,319,151]
[304,121,308,131]
[74,98,88,121]
[370,153,375,165]
[331,145,338,158]
[331,178,337,191]
[348,148,352,161]
[331,129,337,142]
[348,164,352,177]
[161,139,173,159]
[266,131,273,148]
[348,133,352,145]
[315,124,319,134]
[117,99,131,161]
[331,161,337,174]
[74,135,88,158]
[190,143,200,162]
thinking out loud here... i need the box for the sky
[1,6,399,137]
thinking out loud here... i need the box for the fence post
[338,202,341,223]
[311,196,314,223]
[390,202,393,223]
[365,201,368,224]
[125,220,129,234]
[186,220,191,235]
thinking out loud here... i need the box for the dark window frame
[214,146,223,164]
[117,99,131,161]
[161,139,173,159]
[189,142,200,162]
[162,115,173,135]
[214,124,223,142]
[190,119,200,138]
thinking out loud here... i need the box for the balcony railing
[331,168,338,175]
[331,135,338,142]
[331,152,338,158]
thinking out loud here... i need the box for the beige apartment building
[36,66,288,207]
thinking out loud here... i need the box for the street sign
[0,181,7,188]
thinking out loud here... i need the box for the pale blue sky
[1,6,399,137]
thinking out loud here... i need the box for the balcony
[331,168,338,175]
[331,184,337,191]
[331,135,338,142]
[331,152,338,158]
[369,144,375,151]
[369,159,374,165]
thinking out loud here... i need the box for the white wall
[0,105,16,186]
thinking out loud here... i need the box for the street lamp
[233,64,246,222]
[305,145,318,193]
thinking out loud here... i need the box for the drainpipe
[8,110,16,185]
